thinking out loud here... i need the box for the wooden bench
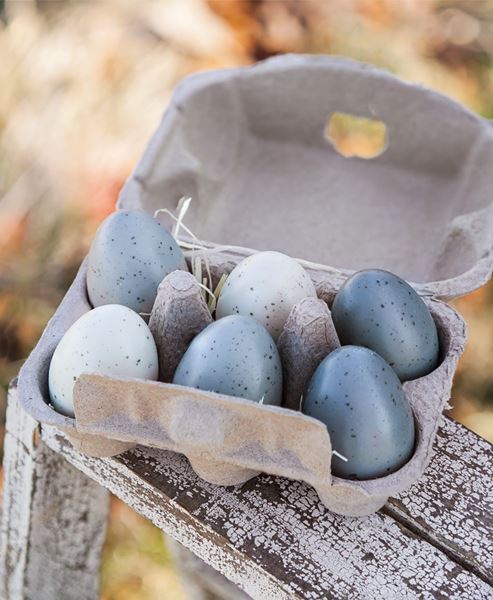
[1,380,492,599]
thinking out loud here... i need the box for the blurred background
[1,0,493,598]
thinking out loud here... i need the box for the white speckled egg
[216,251,317,340]
[48,304,159,417]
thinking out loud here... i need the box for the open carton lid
[119,54,493,299]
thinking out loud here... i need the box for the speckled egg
[87,210,187,313]
[216,251,317,341]
[173,315,282,405]
[303,346,415,480]
[48,304,159,417]
[331,269,439,381]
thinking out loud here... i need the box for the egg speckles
[303,346,415,480]
[87,210,187,313]
[332,269,440,381]
[173,315,282,405]
[216,251,317,341]
[48,305,159,417]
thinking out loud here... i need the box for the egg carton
[17,253,465,516]
[18,55,493,516]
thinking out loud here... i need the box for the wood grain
[40,411,493,599]
[4,384,492,599]
[167,537,250,600]
[386,417,493,583]
[0,386,109,600]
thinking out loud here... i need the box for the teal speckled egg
[173,315,282,405]
[303,346,415,480]
[332,269,439,381]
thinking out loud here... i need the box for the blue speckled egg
[173,315,282,405]
[331,269,439,381]
[303,346,415,480]
[87,210,186,313]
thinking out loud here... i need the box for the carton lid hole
[325,112,388,159]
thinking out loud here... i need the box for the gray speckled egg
[172,315,282,405]
[303,346,415,480]
[332,269,439,381]
[87,210,186,313]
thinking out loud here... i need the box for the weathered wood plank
[42,427,292,600]
[386,417,493,583]
[167,537,250,600]
[0,387,109,600]
[40,416,493,599]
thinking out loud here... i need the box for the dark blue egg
[331,269,439,380]
[303,346,415,480]
[87,210,186,313]
[173,315,282,405]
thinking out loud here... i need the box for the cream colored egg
[216,251,317,340]
[48,304,159,417]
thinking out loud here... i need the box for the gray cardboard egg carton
[18,55,493,516]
